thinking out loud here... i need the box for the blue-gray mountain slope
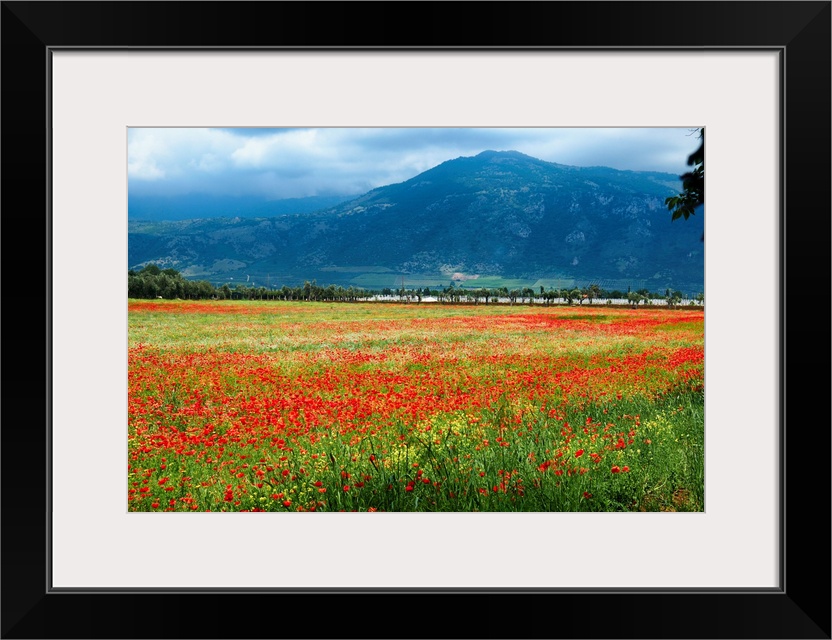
[128,150,704,292]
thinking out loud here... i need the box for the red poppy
[611,466,621,473]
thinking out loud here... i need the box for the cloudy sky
[128,127,702,201]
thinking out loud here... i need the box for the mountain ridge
[128,151,704,293]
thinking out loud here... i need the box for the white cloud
[129,127,700,199]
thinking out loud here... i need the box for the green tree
[665,128,704,223]
[158,274,177,299]
[142,277,160,298]
[665,288,683,309]
[128,273,142,298]
[589,284,601,303]
[197,281,215,299]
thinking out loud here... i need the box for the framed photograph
[124,124,708,519]
[3,2,829,638]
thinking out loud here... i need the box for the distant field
[128,300,704,512]
[345,273,631,291]
[453,276,538,290]
[530,278,577,290]
[319,265,394,274]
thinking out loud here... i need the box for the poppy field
[128,300,704,512]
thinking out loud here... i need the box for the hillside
[128,150,704,293]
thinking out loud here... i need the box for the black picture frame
[2,2,829,638]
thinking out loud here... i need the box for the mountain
[128,151,704,294]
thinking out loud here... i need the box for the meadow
[128,300,704,512]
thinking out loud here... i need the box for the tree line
[129,264,703,307]
[128,265,375,302]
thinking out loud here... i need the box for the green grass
[128,300,704,512]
